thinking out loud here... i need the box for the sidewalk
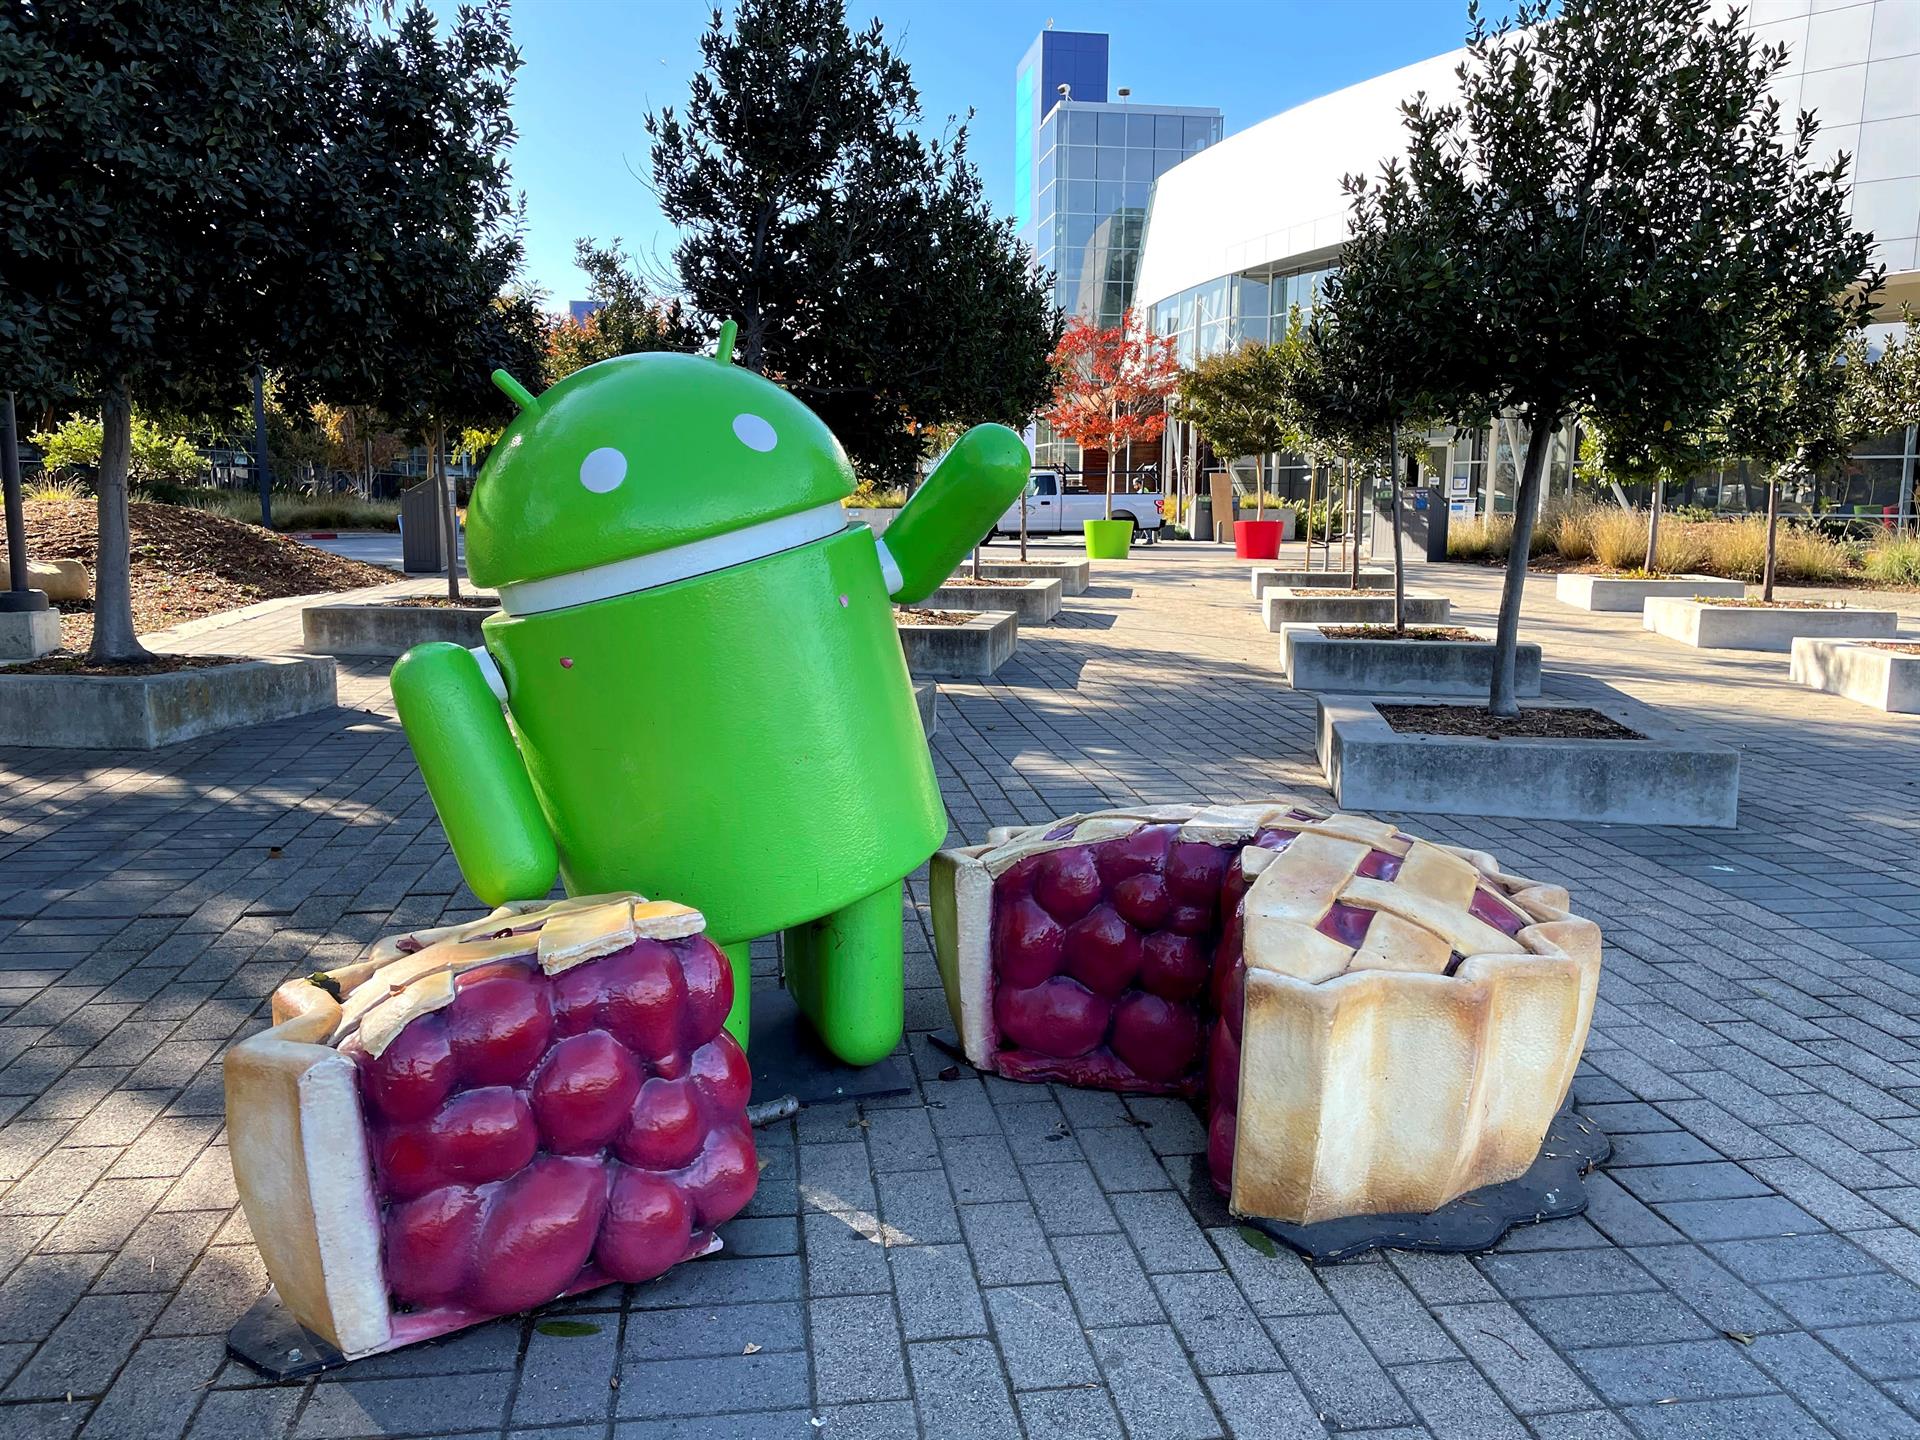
[1,544,1918,1439]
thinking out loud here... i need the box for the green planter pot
[1083,518,1134,559]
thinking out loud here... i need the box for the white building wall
[1133,0,1920,318]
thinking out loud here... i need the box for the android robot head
[468,322,857,597]
[392,326,1027,1066]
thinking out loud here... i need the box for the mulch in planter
[942,578,1028,588]
[1867,642,1920,655]
[1693,597,1841,609]
[2,652,251,678]
[1377,704,1644,741]
[1320,626,1484,642]
[389,596,501,609]
[896,608,976,627]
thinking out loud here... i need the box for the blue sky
[458,0,1469,306]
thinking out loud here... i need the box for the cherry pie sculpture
[931,804,1601,1225]
[224,893,756,1362]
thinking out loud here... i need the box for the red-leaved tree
[1044,312,1181,519]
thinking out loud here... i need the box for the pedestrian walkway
[2,542,1918,1439]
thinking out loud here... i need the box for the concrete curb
[926,579,1064,624]
[1279,623,1541,697]
[0,654,337,750]
[1643,597,1900,652]
[897,611,1018,678]
[1316,689,1739,827]
[1790,636,1919,712]
[1264,588,1450,631]
[1251,567,1392,598]
[969,559,1091,595]
[302,601,496,657]
[1555,572,1744,612]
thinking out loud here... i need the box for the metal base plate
[748,985,913,1108]
[1242,1110,1613,1263]
[227,1290,347,1380]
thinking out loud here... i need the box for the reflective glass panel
[1062,145,1096,179]
[1126,114,1155,147]
[1155,115,1182,147]
[1067,178,1096,213]
[1098,112,1126,146]
[1123,149,1153,182]
[1094,146,1123,181]
[1065,111,1098,145]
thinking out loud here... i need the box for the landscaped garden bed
[1790,637,1920,712]
[1315,690,1738,826]
[925,576,1063,623]
[3,494,397,652]
[1450,502,1920,593]
[1263,586,1449,631]
[1278,623,1541,697]
[895,607,1017,677]
[1555,572,1744,612]
[1642,595,1898,651]
[0,652,337,749]
[1250,566,1391,598]
[303,596,500,657]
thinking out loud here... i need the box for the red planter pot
[1234,519,1282,560]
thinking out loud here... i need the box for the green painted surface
[395,341,1024,1067]
[884,425,1029,601]
[390,642,559,905]
[1084,518,1135,559]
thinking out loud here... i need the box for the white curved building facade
[1134,0,1920,520]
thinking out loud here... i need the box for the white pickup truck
[990,471,1168,540]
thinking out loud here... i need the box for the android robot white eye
[732,414,777,453]
[579,447,627,493]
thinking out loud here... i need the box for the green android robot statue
[390,323,1028,1067]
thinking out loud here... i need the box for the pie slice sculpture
[931,804,1601,1225]
[223,893,756,1362]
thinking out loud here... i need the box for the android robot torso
[390,331,1028,1064]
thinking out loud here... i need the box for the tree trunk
[1255,456,1264,522]
[971,542,981,581]
[436,420,461,602]
[1303,462,1316,570]
[1761,470,1781,603]
[251,365,273,529]
[1389,422,1406,635]
[1346,461,1360,589]
[88,380,155,664]
[1019,482,1029,561]
[1488,410,1557,717]
[1644,475,1662,574]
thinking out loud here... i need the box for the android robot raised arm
[390,324,1028,1068]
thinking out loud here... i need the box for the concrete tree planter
[1263,588,1449,631]
[1555,573,1744,612]
[1279,624,1541,697]
[844,507,900,535]
[925,578,1063,623]
[1790,637,1919,712]
[1316,691,1738,827]
[896,610,1017,678]
[1643,597,1899,652]
[913,681,940,735]
[1250,567,1391,598]
[302,600,497,658]
[0,655,337,750]
[970,559,1090,595]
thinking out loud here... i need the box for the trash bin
[400,480,443,574]
[1192,498,1213,542]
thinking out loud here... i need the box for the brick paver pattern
[3,542,1919,1440]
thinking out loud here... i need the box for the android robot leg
[717,940,751,1051]
[783,880,906,1068]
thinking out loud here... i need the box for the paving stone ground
[2,537,1919,1440]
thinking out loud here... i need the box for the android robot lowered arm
[390,324,1028,1067]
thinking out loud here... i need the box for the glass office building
[1016,30,1221,472]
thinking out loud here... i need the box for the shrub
[1862,533,1920,587]
[188,489,400,531]
[23,476,88,502]
[32,413,206,487]
[845,483,908,509]
[1447,515,1514,563]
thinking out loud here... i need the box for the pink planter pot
[1234,520,1282,560]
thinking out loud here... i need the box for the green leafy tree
[545,239,697,385]
[1577,410,1722,572]
[646,0,1060,482]
[1177,342,1298,523]
[1333,0,1876,713]
[0,0,530,657]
